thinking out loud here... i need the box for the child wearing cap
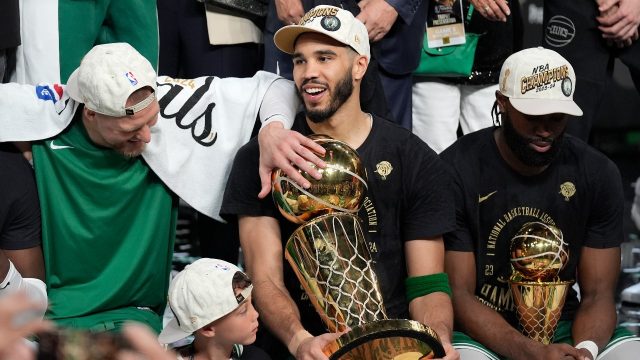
[159,258,268,360]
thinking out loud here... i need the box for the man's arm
[405,237,458,360]
[445,251,584,360]
[239,215,341,360]
[1,248,44,280]
[571,247,620,360]
[256,77,326,199]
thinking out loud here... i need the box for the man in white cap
[159,258,266,360]
[441,47,640,360]
[223,5,458,360]
[0,42,325,333]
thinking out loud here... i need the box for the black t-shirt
[440,127,623,327]
[222,113,455,336]
[0,146,41,250]
[0,0,20,50]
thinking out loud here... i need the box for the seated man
[0,144,47,311]
[0,42,323,333]
[442,47,640,360]
[222,6,458,360]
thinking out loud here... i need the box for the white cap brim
[275,25,335,54]
[509,98,583,117]
[158,318,193,344]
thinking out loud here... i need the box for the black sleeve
[220,139,280,220]
[440,146,475,252]
[584,156,624,248]
[402,136,456,241]
[0,152,41,250]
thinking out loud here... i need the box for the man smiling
[222,6,457,360]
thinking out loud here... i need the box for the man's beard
[297,69,354,124]
[115,142,145,158]
[502,113,564,167]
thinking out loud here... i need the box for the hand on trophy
[258,122,327,199]
[277,135,446,359]
[296,331,348,360]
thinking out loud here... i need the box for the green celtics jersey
[32,114,176,331]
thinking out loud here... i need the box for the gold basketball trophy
[272,135,445,359]
[509,222,572,344]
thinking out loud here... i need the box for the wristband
[287,329,312,356]
[405,272,452,302]
[575,340,598,360]
[0,260,23,294]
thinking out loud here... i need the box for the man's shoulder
[562,135,621,179]
[371,114,435,152]
[441,127,493,162]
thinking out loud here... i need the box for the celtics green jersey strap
[32,115,176,329]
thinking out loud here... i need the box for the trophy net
[286,213,387,332]
[510,280,572,344]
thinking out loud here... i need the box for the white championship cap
[498,47,583,116]
[274,5,370,60]
[66,42,157,117]
[158,259,253,344]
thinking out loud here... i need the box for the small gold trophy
[509,222,572,344]
[272,135,444,359]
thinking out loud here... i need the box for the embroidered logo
[545,15,576,48]
[561,77,573,97]
[49,140,74,150]
[501,69,511,93]
[478,191,498,204]
[125,71,138,86]
[36,84,63,104]
[321,16,341,31]
[559,182,576,201]
[374,161,393,180]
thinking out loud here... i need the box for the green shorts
[452,321,638,359]
[51,307,162,334]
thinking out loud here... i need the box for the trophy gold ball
[510,222,568,281]
[272,135,368,224]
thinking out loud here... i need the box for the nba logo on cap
[125,71,138,86]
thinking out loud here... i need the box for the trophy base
[324,319,445,360]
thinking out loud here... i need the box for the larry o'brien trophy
[509,222,572,344]
[272,135,445,359]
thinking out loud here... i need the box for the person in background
[541,0,640,141]
[412,0,523,153]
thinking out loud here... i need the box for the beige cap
[498,47,582,116]
[274,5,370,60]
[66,43,157,117]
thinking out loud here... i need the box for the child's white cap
[158,259,252,344]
